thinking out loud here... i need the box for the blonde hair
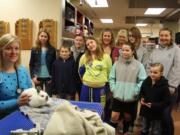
[151,63,164,72]
[85,36,104,63]
[0,33,21,70]
[115,29,128,45]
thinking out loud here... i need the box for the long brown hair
[85,36,104,63]
[129,27,142,47]
[35,28,50,49]
[159,27,173,46]
[123,42,138,60]
[99,28,115,48]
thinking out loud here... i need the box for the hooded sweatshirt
[139,76,170,120]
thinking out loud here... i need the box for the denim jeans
[141,117,162,135]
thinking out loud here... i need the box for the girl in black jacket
[139,63,170,135]
[29,29,56,96]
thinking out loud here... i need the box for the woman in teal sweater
[0,34,32,119]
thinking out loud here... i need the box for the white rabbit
[21,88,50,107]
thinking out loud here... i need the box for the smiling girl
[79,36,112,103]
[109,43,147,134]
[140,63,170,135]
[147,27,180,135]
[29,29,56,96]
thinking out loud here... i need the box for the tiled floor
[173,106,180,135]
[114,105,180,135]
[132,106,180,135]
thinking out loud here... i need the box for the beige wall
[0,0,62,68]
[138,24,160,37]
[162,21,180,40]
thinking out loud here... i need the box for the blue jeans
[141,117,162,135]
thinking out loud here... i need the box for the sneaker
[116,127,123,135]
[116,121,123,135]
[115,128,123,135]
[125,126,134,135]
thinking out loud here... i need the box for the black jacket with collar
[51,56,76,95]
[139,76,170,120]
[29,44,56,78]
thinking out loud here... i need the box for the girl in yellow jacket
[79,37,112,103]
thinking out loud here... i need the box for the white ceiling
[70,0,180,29]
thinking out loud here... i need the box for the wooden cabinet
[39,19,57,48]
[89,21,94,36]
[63,0,94,39]
[15,19,33,50]
[0,21,9,37]
[64,0,76,37]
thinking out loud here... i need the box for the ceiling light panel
[100,19,113,23]
[136,23,148,26]
[145,8,166,15]
[86,0,108,7]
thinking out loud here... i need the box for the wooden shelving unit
[62,0,94,40]
[89,21,94,36]
[77,11,83,26]
[64,0,76,35]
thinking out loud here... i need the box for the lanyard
[15,66,22,94]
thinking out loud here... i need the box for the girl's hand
[140,98,146,105]
[18,93,31,106]
[47,80,52,84]
[141,98,152,108]
[32,77,40,85]
[145,103,152,108]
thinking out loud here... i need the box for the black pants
[36,77,51,96]
[103,95,112,123]
[103,84,112,123]
[162,92,177,135]
[177,85,180,103]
